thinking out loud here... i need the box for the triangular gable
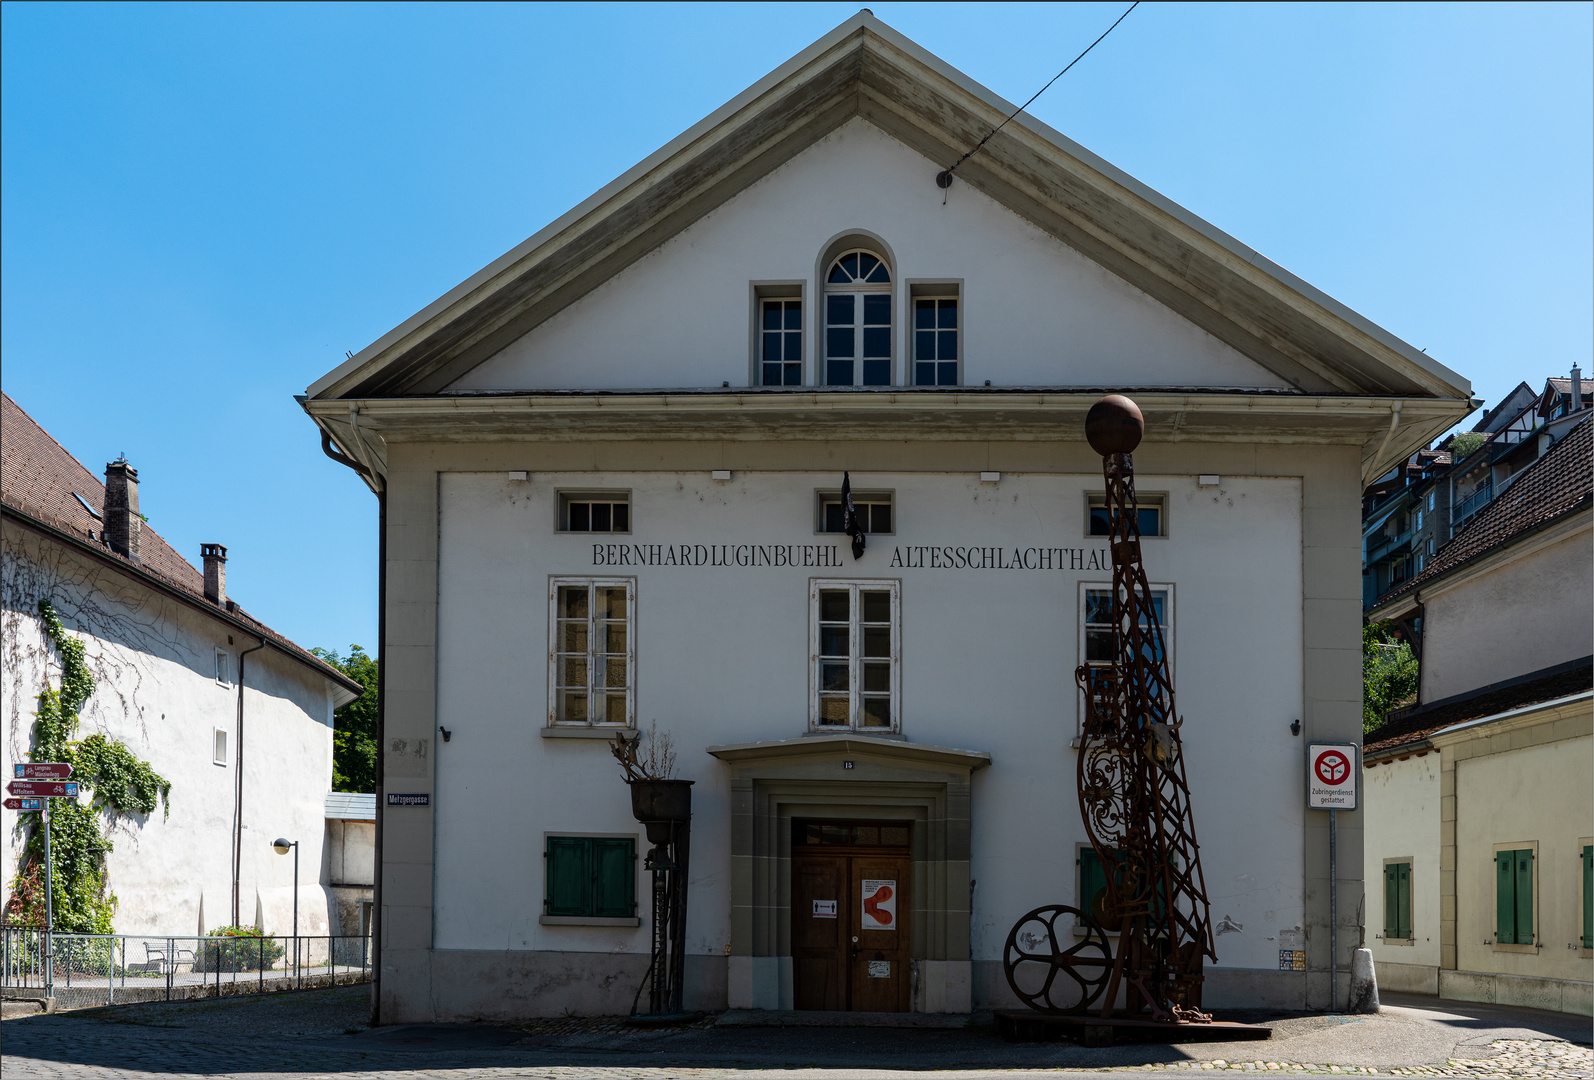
[307,13,1471,404]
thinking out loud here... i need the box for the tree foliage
[1447,431,1487,459]
[312,645,378,793]
[1363,622,1419,733]
[5,600,170,931]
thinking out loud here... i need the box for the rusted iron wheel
[1002,904,1114,1014]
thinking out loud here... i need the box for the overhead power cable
[936,1,1140,192]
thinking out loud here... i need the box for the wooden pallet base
[995,1010,1272,1046]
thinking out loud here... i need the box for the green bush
[192,925,284,972]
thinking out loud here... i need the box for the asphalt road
[0,986,1588,1078]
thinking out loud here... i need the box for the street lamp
[272,837,298,981]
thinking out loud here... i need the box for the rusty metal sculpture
[1004,394,1217,1025]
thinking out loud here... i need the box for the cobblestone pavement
[1,987,1588,1078]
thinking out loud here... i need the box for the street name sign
[6,780,79,799]
[1306,743,1358,810]
[3,798,42,811]
[14,763,72,779]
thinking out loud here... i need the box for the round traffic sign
[1314,750,1350,786]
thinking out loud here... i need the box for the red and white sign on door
[861,879,896,930]
[1306,743,1358,810]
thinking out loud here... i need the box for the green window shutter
[1397,862,1411,940]
[1581,846,1592,950]
[1384,864,1400,938]
[1079,848,1107,924]
[1496,851,1516,944]
[546,837,593,916]
[592,838,636,918]
[1514,850,1534,945]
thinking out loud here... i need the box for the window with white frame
[560,492,631,533]
[824,250,892,387]
[549,578,635,727]
[810,580,899,731]
[215,649,230,685]
[912,296,959,386]
[760,298,803,386]
[212,727,229,766]
[1087,493,1167,538]
[1079,584,1172,734]
[817,490,893,535]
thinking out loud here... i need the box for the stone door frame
[707,734,990,1013]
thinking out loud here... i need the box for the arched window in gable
[824,250,892,386]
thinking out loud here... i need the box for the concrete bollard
[1347,948,1380,1013]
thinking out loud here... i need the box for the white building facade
[1,394,363,939]
[303,15,1474,1021]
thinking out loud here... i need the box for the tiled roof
[1364,660,1593,757]
[1,393,362,696]
[1372,416,1592,609]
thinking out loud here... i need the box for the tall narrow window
[1383,860,1412,940]
[550,579,635,727]
[1495,847,1534,945]
[1080,585,1171,737]
[761,299,802,386]
[215,650,230,686]
[913,298,958,386]
[1581,844,1592,950]
[810,580,899,731]
[824,250,891,386]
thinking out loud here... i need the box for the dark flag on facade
[842,472,866,560]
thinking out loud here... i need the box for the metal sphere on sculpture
[1085,395,1144,456]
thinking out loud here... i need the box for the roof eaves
[306,13,1472,405]
[0,499,365,698]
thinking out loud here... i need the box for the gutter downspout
[1365,401,1403,487]
[317,422,385,1025]
[233,637,265,927]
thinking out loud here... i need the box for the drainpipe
[1367,401,1403,486]
[317,424,384,1024]
[233,637,265,927]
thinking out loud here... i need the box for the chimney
[202,544,228,605]
[1572,364,1583,412]
[103,458,141,562]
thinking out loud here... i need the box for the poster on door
[861,879,896,930]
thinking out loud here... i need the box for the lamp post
[272,838,298,983]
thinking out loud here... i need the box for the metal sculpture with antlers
[1003,394,1216,1025]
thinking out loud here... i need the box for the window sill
[1379,937,1415,947]
[1490,942,1539,954]
[541,727,638,740]
[805,728,906,741]
[539,915,640,927]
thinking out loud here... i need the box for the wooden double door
[791,824,911,1012]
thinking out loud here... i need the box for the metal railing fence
[1,925,369,1006]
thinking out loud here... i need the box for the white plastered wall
[1419,529,1593,702]
[1362,753,1442,990]
[0,525,337,937]
[452,119,1287,393]
[431,469,1305,983]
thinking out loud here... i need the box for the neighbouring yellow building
[1364,416,1592,1015]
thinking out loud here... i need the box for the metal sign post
[43,802,54,999]
[1307,743,1358,1013]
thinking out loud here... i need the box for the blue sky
[3,2,1589,654]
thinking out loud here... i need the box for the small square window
[215,650,230,685]
[213,727,229,766]
[544,835,637,919]
[560,492,631,533]
[816,491,894,535]
[1086,492,1166,538]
